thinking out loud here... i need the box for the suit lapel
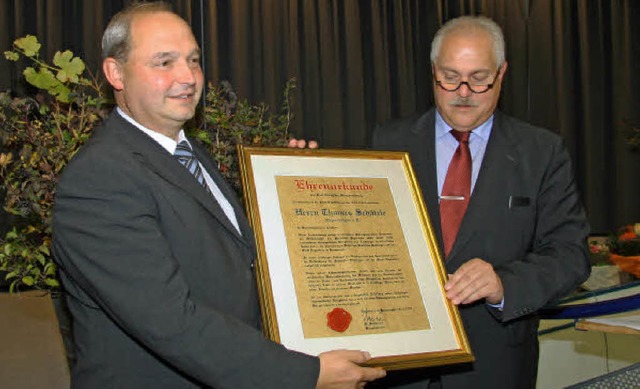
[191,142,255,246]
[108,113,252,248]
[409,109,444,252]
[447,112,519,263]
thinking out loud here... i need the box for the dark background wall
[1,0,639,234]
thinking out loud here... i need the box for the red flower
[619,231,638,241]
[609,223,640,257]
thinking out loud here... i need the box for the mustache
[448,98,479,107]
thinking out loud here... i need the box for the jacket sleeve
[495,134,591,322]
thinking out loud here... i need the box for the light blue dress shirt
[435,111,492,197]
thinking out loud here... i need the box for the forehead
[129,12,198,54]
[436,30,496,71]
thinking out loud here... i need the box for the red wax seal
[327,308,352,332]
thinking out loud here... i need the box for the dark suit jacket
[52,111,319,388]
[370,108,590,389]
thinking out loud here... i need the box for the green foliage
[5,34,94,103]
[0,227,58,292]
[190,79,296,194]
[1,36,109,292]
[1,35,296,292]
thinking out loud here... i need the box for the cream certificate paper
[275,176,430,337]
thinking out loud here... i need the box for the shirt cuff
[487,298,504,310]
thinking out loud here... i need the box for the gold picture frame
[238,146,473,370]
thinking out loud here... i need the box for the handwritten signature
[361,308,385,328]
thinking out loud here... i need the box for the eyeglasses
[434,68,501,94]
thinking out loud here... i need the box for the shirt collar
[435,110,494,142]
[116,107,187,154]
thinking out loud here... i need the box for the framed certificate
[238,146,473,370]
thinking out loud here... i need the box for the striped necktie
[173,140,242,234]
[174,140,210,194]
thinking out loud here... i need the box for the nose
[456,82,473,98]
[175,60,199,85]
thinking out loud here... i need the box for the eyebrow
[439,67,492,76]
[151,51,179,62]
[151,48,201,61]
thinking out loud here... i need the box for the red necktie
[440,130,471,258]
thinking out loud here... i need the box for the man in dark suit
[371,16,590,388]
[52,2,385,388]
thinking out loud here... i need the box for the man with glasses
[371,16,590,388]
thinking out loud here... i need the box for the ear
[430,64,437,85]
[103,58,124,91]
[498,61,508,80]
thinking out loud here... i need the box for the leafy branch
[1,35,109,292]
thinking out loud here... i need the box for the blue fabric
[539,293,640,319]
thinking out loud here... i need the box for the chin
[173,107,196,120]
[448,118,478,130]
